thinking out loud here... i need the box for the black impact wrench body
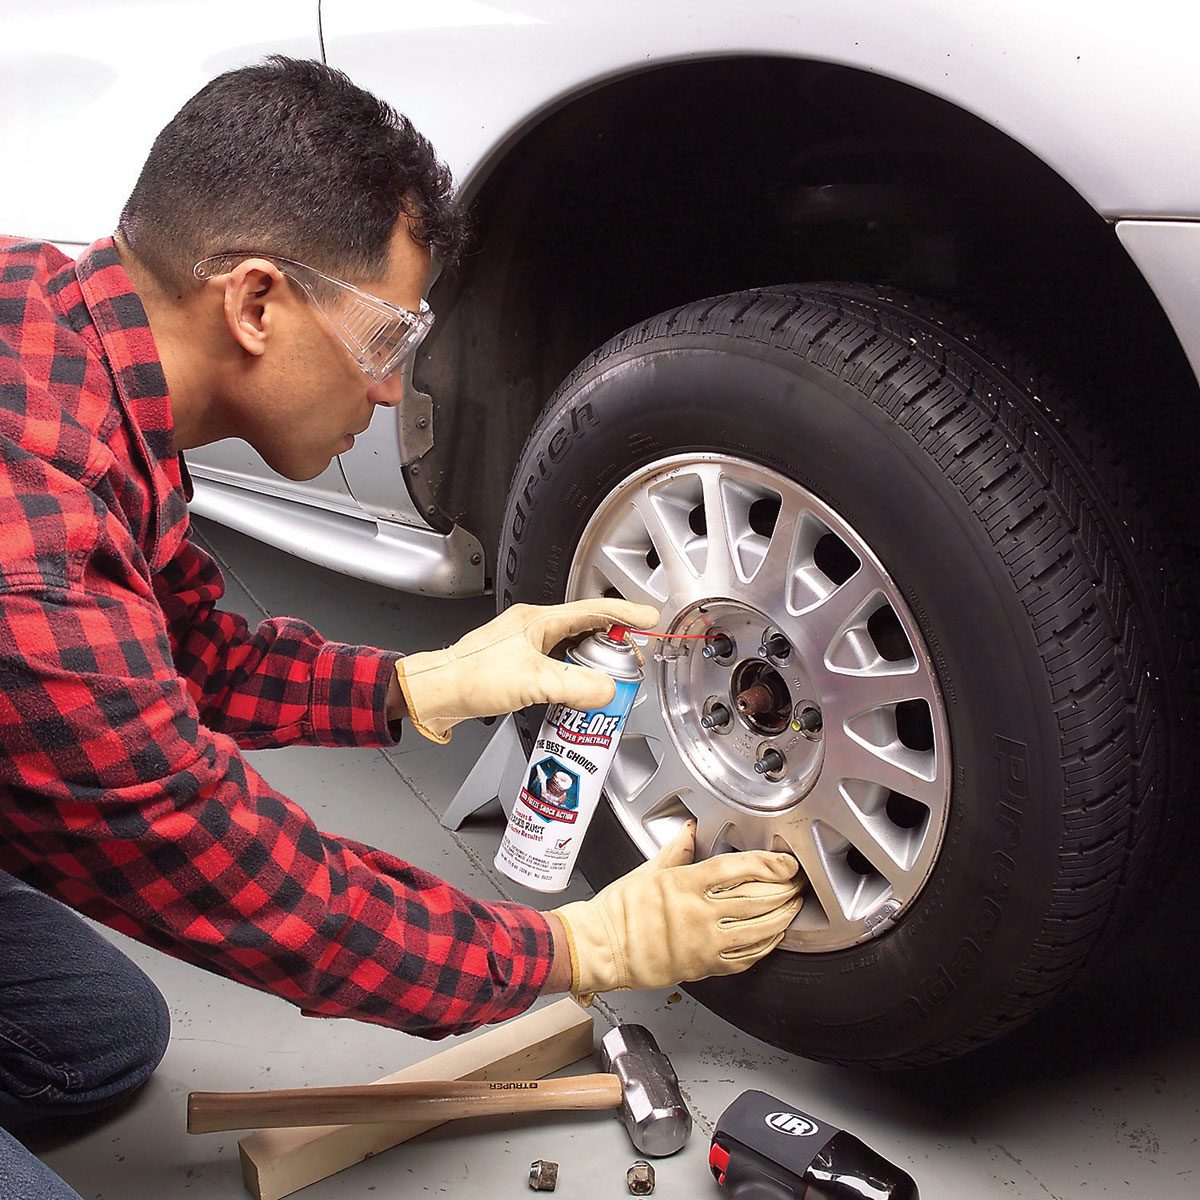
[709,1090,919,1200]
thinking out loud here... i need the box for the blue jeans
[0,872,171,1199]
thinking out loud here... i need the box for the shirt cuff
[466,900,555,1029]
[308,643,403,748]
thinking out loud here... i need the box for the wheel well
[412,55,1199,579]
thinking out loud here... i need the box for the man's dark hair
[119,56,467,292]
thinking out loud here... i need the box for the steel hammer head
[600,1024,692,1157]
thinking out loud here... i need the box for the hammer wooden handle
[187,1073,623,1134]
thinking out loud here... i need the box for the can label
[546,706,624,747]
[496,676,639,893]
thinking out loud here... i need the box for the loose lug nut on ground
[529,1160,559,1191]
[627,1160,656,1195]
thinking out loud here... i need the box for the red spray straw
[608,625,712,643]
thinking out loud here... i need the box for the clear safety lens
[193,253,434,382]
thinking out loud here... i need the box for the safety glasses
[193,253,434,383]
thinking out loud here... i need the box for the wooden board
[236,999,594,1200]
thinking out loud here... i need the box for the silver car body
[3,0,1197,593]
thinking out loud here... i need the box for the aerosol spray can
[495,627,643,893]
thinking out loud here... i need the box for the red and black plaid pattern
[0,238,551,1037]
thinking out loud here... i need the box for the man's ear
[222,259,288,358]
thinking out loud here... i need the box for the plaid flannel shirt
[0,237,552,1037]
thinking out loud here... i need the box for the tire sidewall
[501,336,1063,1062]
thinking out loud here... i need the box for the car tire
[497,284,1196,1067]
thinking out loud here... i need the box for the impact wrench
[710,1089,920,1199]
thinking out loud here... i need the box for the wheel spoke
[615,750,699,823]
[819,791,915,891]
[622,687,672,741]
[703,808,780,853]
[646,752,700,804]
[826,735,942,810]
[630,491,699,595]
[752,491,805,589]
[697,467,740,591]
[790,564,885,663]
[822,663,939,720]
[594,548,664,608]
[693,809,733,859]
[780,818,853,923]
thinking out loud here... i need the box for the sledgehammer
[187,1023,692,1157]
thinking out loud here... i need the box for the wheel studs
[758,633,791,660]
[695,623,806,759]
[754,747,786,776]
[793,706,822,734]
[702,632,734,660]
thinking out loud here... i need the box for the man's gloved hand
[394,599,660,744]
[551,822,805,1003]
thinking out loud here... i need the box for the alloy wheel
[567,454,951,952]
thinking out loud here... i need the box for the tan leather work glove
[395,599,660,743]
[552,822,805,1003]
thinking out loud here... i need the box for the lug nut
[794,706,822,733]
[754,747,786,775]
[529,1160,558,1192]
[627,1160,656,1195]
[758,633,791,660]
[701,702,732,730]
[702,632,734,660]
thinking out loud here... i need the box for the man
[0,58,804,1197]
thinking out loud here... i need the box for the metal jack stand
[440,715,527,830]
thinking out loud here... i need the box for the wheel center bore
[730,660,793,735]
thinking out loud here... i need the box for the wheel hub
[731,661,792,735]
[662,601,824,814]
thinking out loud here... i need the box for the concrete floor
[24,516,1200,1199]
